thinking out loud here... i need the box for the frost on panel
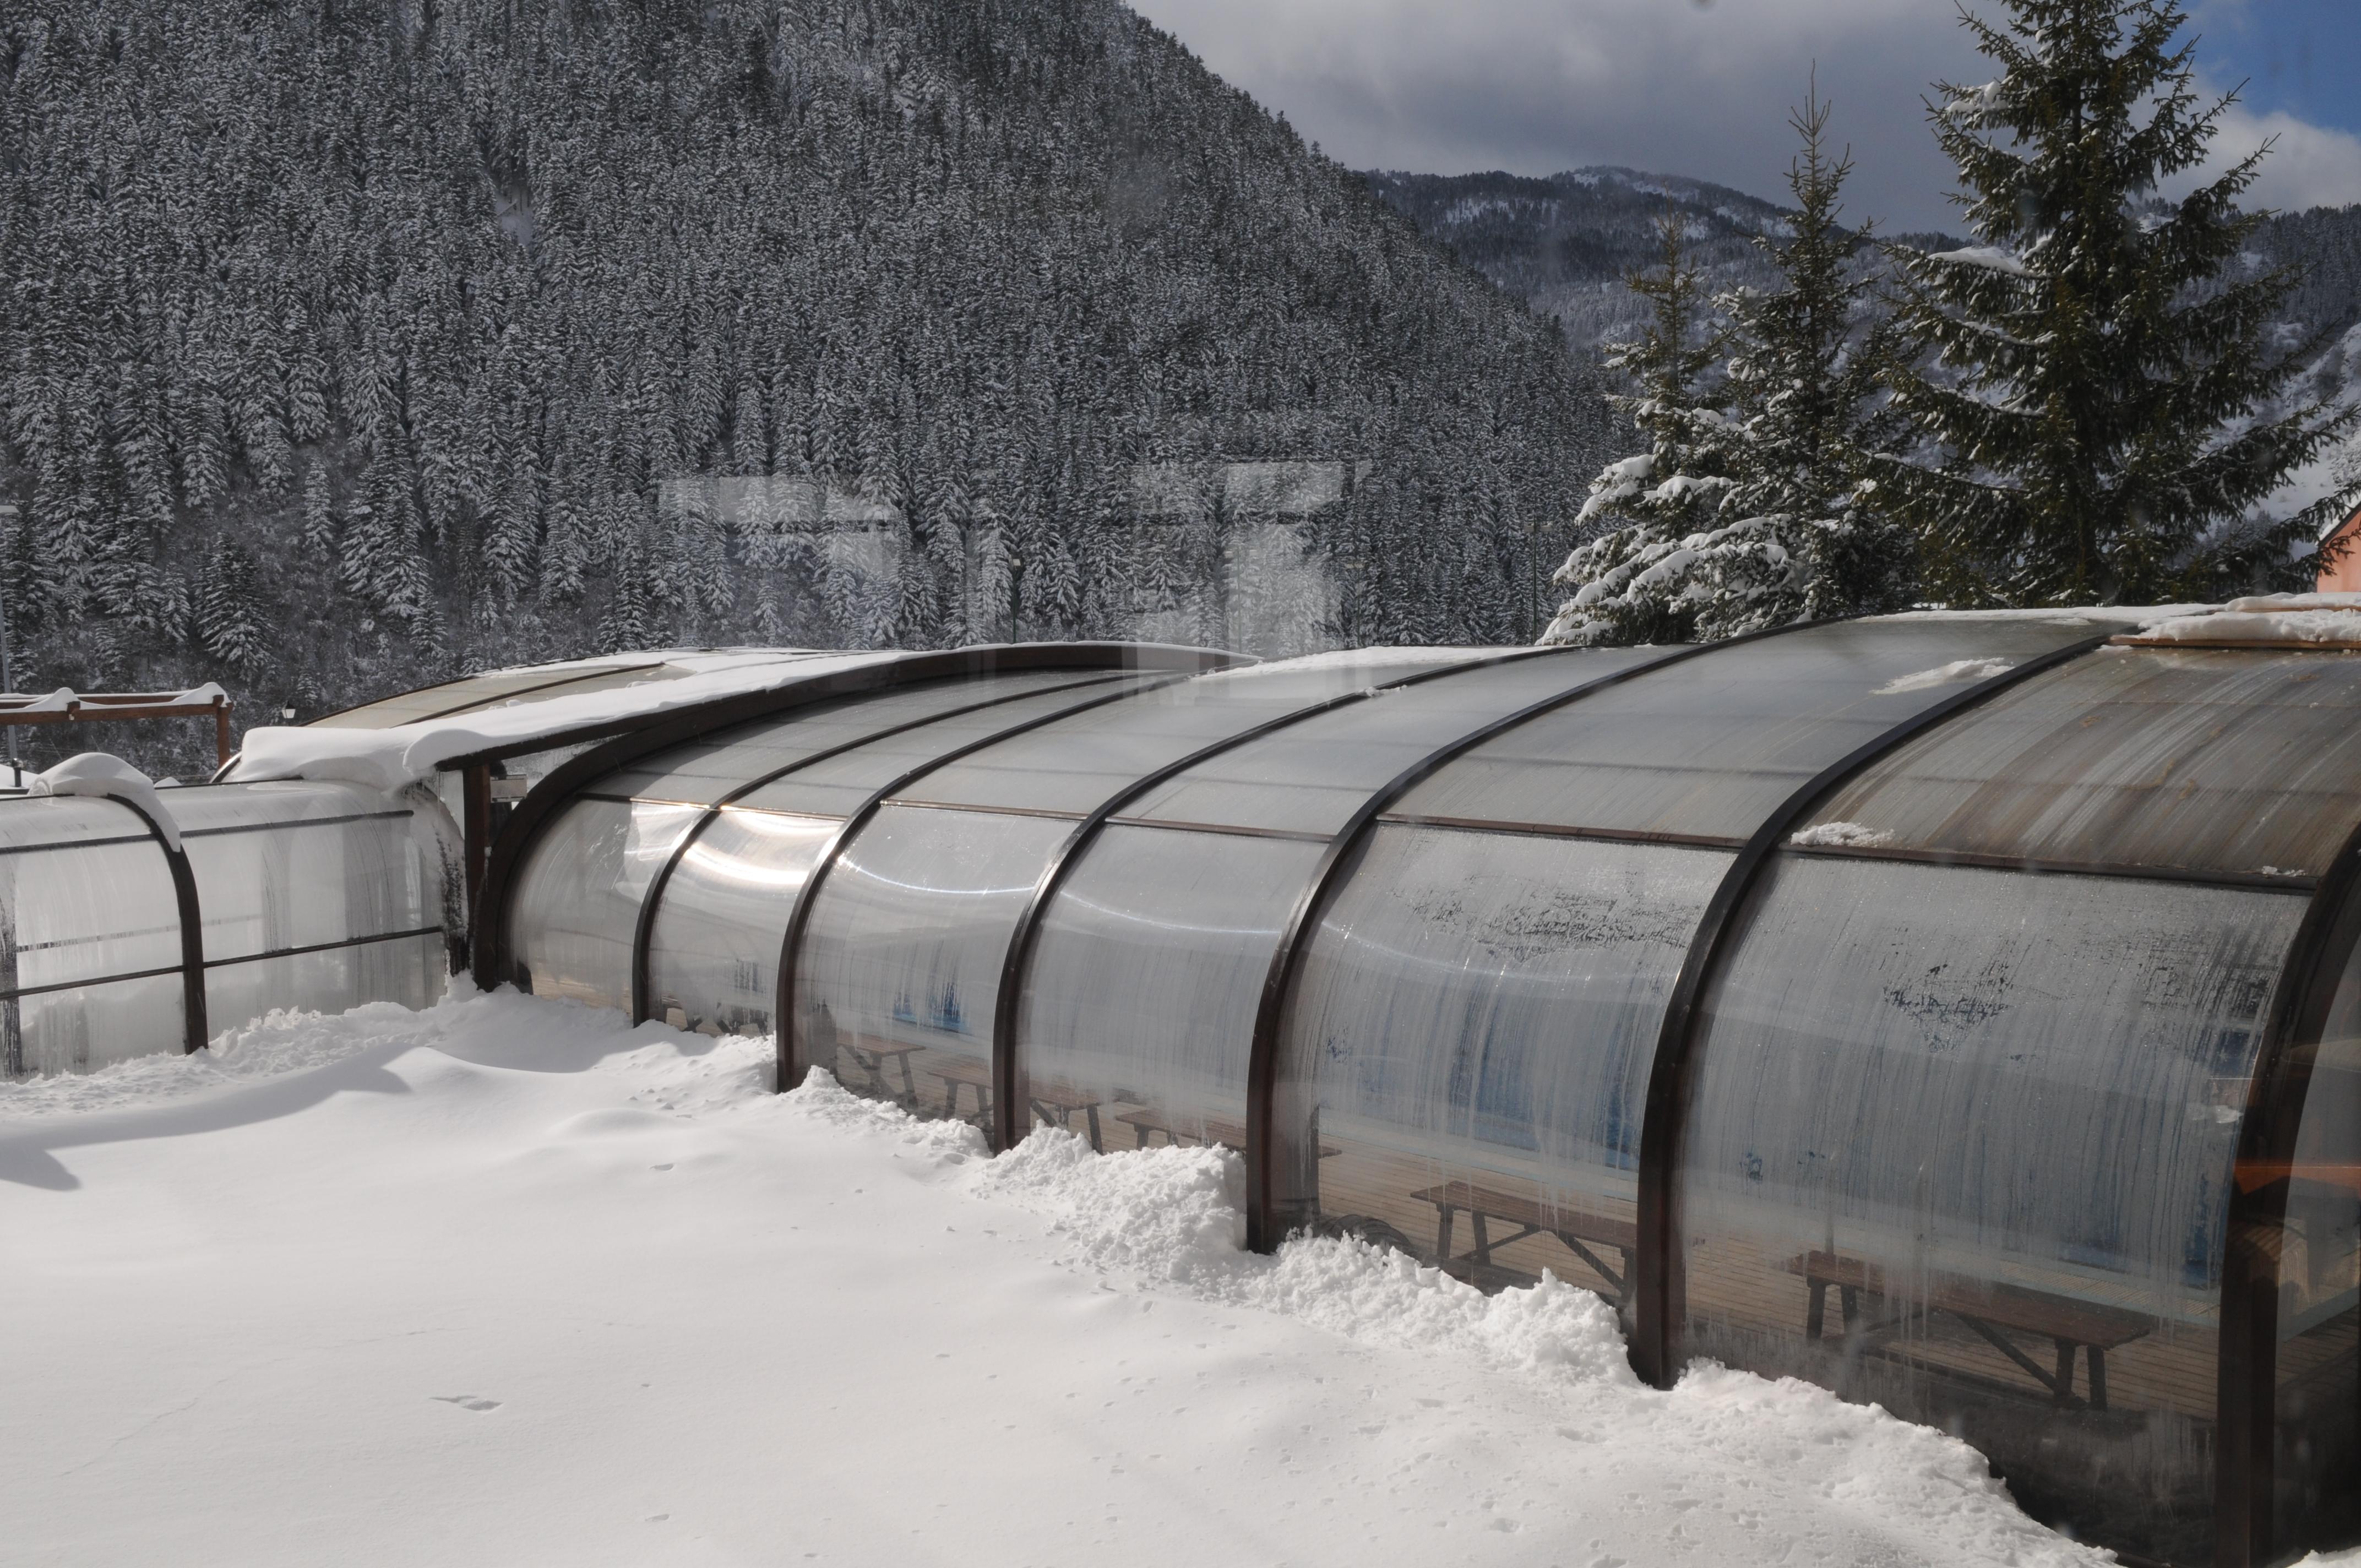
[1274,825,1728,1305]
[1681,855,2305,1562]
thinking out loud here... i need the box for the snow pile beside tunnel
[0,988,2109,1567]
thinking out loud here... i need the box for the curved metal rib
[106,796,209,1054]
[2213,814,2361,1568]
[469,644,1238,992]
[1238,631,1808,1254]
[1625,632,2110,1387]
[771,674,1204,1104]
[986,645,1577,1152]
[627,670,1135,1023]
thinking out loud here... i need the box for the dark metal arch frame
[770,674,1210,1100]
[2216,813,2361,1568]
[985,645,1576,1152]
[1239,622,1843,1254]
[1625,633,2112,1386]
[468,644,1239,992]
[626,669,1139,1023]
[102,794,210,1054]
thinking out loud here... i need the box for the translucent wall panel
[0,804,181,995]
[1122,650,1662,836]
[205,934,445,1039]
[603,669,1113,806]
[508,797,701,1010]
[2269,928,2361,1558]
[1809,647,2361,878]
[747,678,1171,819]
[1392,617,2121,840]
[3,973,184,1076]
[1273,824,1729,1305]
[644,808,836,1037]
[179,794,431,963]
[1018,826,1323,1152]
[1682,856,2305,1564]
[794,804,1070,1117]
[904,657,1473,816]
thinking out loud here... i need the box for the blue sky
[1131,0,2361,230]
[2194,0,2361,138]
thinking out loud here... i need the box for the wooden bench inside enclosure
[926,1057,1107,1151]
[1783,1250,2155,1411]
[1410,1181,1638,1303]
[1115,1107,1341,1158]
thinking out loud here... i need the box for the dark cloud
[1131,0,2361,230]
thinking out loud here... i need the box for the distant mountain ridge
[1370,165,2361,369]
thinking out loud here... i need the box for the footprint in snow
[431,1395,502,1413]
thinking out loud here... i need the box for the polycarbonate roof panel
[310,650,836,729]
[1390,616,2131,841]
[1121,648,1666,836]
[602,669,1129,806]
[1807,645,2361,878]
[742,676,1178,818]
[897,653,1479,815]
[308,663,674,729]
[0,794,159,853]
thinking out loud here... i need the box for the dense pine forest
[0,0,1616,768]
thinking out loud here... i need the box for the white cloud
[2203,102,2361,213]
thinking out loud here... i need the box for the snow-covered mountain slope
[0,987,2168,1567]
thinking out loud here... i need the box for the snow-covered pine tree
[1541,214,1749,645]
[1546,90,1916,645]
[194,535,271,679]
[1717,86,1916,621]
[1883,0,2360,606]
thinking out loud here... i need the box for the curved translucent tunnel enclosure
[12,622,2361,1566]
[0,780,451,1071]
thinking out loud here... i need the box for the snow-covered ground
[0,988,2308,1567]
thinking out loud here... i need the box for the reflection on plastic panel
[1393,618,2127,840]
[1808,647,2361,878]
[1682,854,2304,1562]
[509,798,701,1011]
[795,804,1071,1120]
[1020,825,1323,1155]
[1274,824,1729,1304]
[645,808,836,1037]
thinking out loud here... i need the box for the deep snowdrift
[0,989,2310,1566]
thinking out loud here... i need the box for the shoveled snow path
[1,990,2115,1567]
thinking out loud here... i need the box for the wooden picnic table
[1114,1107,1340,1157]
[835,1037,923,1104]
[1410,1181,1638,1302]
[1783,1250,2155,1411]
[928,1057,1106,1151]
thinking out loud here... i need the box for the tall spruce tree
[1545,90,1910,645]
[1720,86,1915,620]
[1541,215,1743,646]
[1883,0,2359,607]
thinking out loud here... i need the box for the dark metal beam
[771,675,1203,1104]
[1626,633,2109,1388]
[1240,631,1815,1254]
[625,671,1134,1023]
[2214,816,2361,1568]
[466,645,1241,992]
[986,646,1576,1152]
[101,796,210,1055]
